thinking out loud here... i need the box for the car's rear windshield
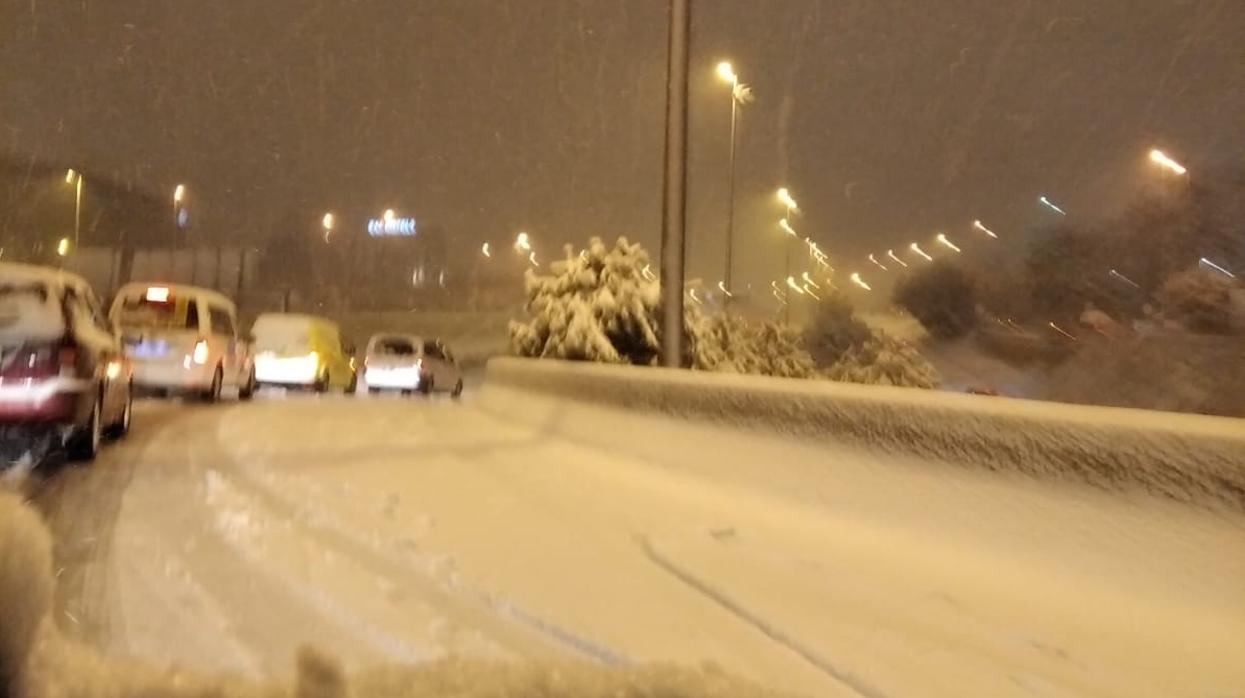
[252,317,313,353]
[0,282,64,342]
[373,337,417,356]
[115,295,189,331]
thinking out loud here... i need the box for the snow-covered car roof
[252,312,338,330]
[113,281,236,311]
[0,262,95,344]
[0,261,91,293]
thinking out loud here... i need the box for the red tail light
[0,343,75,380]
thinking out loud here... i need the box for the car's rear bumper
[132,360,213,392]
[363,367,424,390]
[0,377,90,422]
[254,356,319,387]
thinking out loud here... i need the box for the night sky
[3,0,1242,291]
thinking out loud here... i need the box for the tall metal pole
[723,90,738,304]
[660,0,690,368]
[784,209,793,324]
[73,175,82,248]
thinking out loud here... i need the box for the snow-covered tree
[822,331,941,388]
[805,292,939,388]
[685,306,816,379]
[510,237,661,364]
[512,237,935,388]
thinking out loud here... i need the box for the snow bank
[0,495,792,697]
[480,357,1245,513]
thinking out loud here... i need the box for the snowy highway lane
[27,394,1245,697]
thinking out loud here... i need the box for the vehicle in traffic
[109,282,255,401]
[251,313,357,393]
[0,262,133,465]
[362,333,463,397]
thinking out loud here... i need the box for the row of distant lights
[845,148,1208,292]
[711,55,1208,296]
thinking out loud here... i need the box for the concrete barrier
[482,357,1245,513]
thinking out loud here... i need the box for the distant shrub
[893,261,978,339]
[1156,269,1240,335]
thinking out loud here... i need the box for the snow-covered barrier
[481,357,1245,513]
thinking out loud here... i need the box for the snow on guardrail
[481,357,1245,513]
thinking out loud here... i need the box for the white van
[109,282,256,401]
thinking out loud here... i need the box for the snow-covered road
[28,394,1245,697]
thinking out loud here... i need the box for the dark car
[0,263,133,467]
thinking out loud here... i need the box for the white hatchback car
[362,333,462,397]
[109,283,256,401]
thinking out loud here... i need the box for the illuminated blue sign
[367,217,417,237]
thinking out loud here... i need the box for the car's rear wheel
[451,378,464,399]
[69,397,102,461]
[345,372,358,394]
[238,367,257,401]
[420,376,434,395]
[106,384,133,439]
[368,387,380,395]
[202,367,223,403]
[314,371,329,393]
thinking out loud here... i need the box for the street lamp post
[173,184,187,248]
[778,216,798,323]
[716,61,751,304]
[66,170,83,249]
[776,187,799,311]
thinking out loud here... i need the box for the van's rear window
[116,296,186,330]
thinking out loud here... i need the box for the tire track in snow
[205,405,626,666]
[636,534,888,698]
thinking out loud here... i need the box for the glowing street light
[849,272,872,291]
[641,264,656,281]
[801,271,820,289]
[868,253,888,272]
[1038,195,1067,216]
[1048,321,1077,341]
[716,61,737,84]
[972,220,998,238]
[173,183,185,205]
[909,242,933,262]
[383,208,395,221]
[935,233,961,253]
[688,287,704,305]
[1149,148,1187,176]
[56,237,70,257]
[481,242,491,258]
[778,218,797,237]
[786,276,806,294]
[514,231,532,252]
[717,281,733,297]
[1199,257,1236,279]
[321,212,335,242]
[886,249,909,268]
[776,187,799,215]
[528,251,539,267]
[1108,268,1140,289]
